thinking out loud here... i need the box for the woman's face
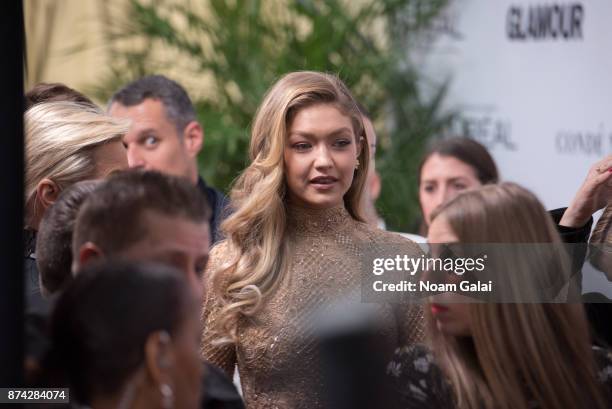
[284,103,360,209]
[427,216,472,337]
[419,154,482,225]
[169,303,204,409]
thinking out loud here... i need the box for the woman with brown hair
[417,137,499,230]
[389,183,612,409]
[201,71,424,408]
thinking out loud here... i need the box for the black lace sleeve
[387,344,454,409]
[593,346,612,394]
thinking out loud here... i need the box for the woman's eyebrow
[447,176,470,183]
[289,127,353,138]
[288,131,315,139]
[327,127,353,137]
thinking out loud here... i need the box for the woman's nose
[313,146,333,169]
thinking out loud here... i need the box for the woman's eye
[423,185,435,193]
[293,142,311,151]
[333,139,351,148]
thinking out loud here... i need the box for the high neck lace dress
[201,204,425,409]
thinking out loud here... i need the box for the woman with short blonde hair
[202,71,424,408]
[25,101,129,230]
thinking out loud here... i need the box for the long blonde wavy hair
[210,71,369,342]
[428,182,609,409]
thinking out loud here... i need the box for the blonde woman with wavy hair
[202,71,424,408]
[25,101,129,230]
[388,182,611,409]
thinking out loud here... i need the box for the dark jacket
[197,177,229,245]
[550,207,612,347]
[24,230,51,370]
[550,207,593,281]
[203,362,245,409]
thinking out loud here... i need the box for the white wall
[416,0,612,209]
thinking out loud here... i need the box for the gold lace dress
[201,204,425,409]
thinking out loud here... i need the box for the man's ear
[368,170,382,201]
[36,178,60,211]
[75,242,104,273]
[356,136,364,158]
[182,121,203,158]
[144,331,174,385]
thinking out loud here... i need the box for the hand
[560,155,612,228]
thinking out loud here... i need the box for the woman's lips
[430,303,449,315]
[310,176,337,190]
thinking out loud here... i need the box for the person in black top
[551,154,611,272]
[585,206,612,347]
[109,75,228,244]
[550,155,612,346]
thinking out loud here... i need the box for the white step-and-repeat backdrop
[417,0,611,209]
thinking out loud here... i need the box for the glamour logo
[507,3,584,41]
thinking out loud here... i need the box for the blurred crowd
[23,72,611,409]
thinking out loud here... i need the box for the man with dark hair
[37,180,102,296]
[72,170,211,290]
[72,169,244,409]
[108,75,227,244]
[25,82,96,110]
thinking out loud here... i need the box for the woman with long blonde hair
[388,182,611,409]
[201,71,424,408]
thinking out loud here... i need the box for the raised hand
[560,155,612,228]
